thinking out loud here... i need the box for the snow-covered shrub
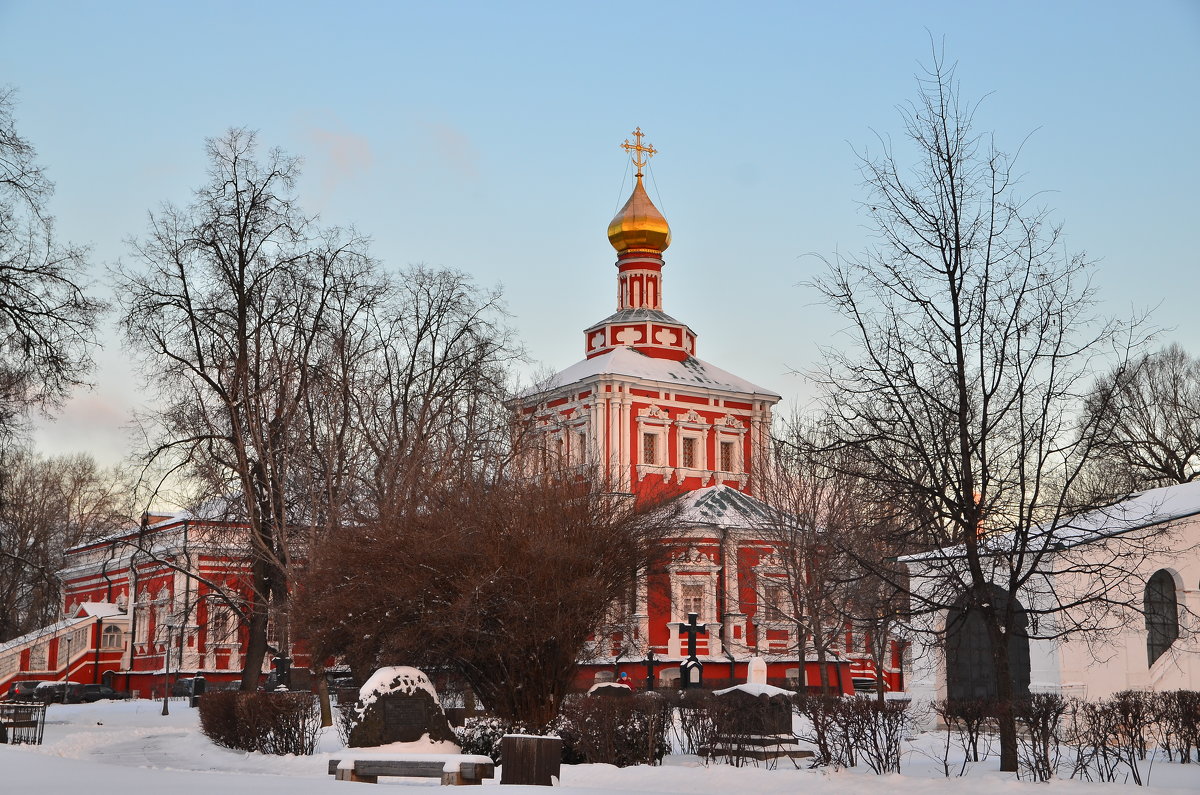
[454,716,529,763]
[198,691,241,750]
[668,689,718,756]
[794,695,908,773]
[557,691,668,767]
[932,697,994,769]
[198,691,321,755]
[853,698,910,774]
[1014,693,1066,781]
[1155,690,1200,763]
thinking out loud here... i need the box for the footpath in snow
[1,698,1197,794]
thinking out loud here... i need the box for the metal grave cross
[680,611,706,658]
[679,612,706,689]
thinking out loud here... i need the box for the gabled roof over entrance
[672,484,776,530]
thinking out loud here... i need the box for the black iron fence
[0,701,47,745]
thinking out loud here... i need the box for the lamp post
[62,633,72,704]
[161,624,175,716]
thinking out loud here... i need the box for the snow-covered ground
[2,698,1197,794]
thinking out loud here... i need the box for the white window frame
[668,546,720,625]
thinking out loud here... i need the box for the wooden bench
[327,754,495,785]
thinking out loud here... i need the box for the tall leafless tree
[760,418,910,700]
[114,129,379,688]
[808,51,1159,771]
[1081,343,1200,496]
[0,449,127,641]
[756,422,860,695]
[0,88,103,444]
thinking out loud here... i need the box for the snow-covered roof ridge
[713,682,796,698]
[523,346,781,400]
[673,485,776,529]
[583,308,686,329]
[901,479,1200,563]
[74,602,126,618]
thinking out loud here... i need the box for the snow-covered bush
[454,716,530,763]
[557,692,668,767]
[1014,693,1067,781]
[198,691,321,755]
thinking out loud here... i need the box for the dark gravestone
[500,735,561,786]
[704,684,811,762]
[714,687,792,736]
[348,667,458,748]
[382,695,427,741]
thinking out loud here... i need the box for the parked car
[170,677,207,697]
[77,684,130,702]
[5,680,45,700]
[32,681,82,703]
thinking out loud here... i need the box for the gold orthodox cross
[621,127,657,177]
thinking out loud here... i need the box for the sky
[0,0,1197,468]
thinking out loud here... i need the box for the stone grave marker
[348,666,458,748]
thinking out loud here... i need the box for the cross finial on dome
[621,127,657,178]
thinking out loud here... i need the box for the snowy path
[0,700,1196,794]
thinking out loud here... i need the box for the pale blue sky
[2,0,1197,465]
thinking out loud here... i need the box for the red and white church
[0,131,902,700]
[518,130,903,693]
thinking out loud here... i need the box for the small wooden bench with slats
[327,754,495,785]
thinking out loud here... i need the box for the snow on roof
[0,616,91,656]
[672,485,776,529]
[712,682,796,698]
[902,479,1200,564]
[74,602,125,618]
[524,346,781,400]
[583,308,688,330]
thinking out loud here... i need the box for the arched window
[101,625,124,649]
[945,585,1031,702]
[1144,569,1179,667]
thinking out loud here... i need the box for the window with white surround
[1145,569,1179,666]
[101,625,124,649]
[681,436,697,469]
[762,583,787,622]
[720,441,735,472]
[643,432,658,464]
[668,546,720,624]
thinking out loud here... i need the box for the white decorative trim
[668,546,720,625]
[638,405,671,421]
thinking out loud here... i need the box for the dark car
[32,681,82,703]
[170,677,207,697]
[5,680,45,700]
[77,684,129,702]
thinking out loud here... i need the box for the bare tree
[0,88,103,443]
[0,449,127,641]
[756,423,860,695]
[760,419,910,701]
[114,129,379,689]
[808,51,1156,771]
[1082,343,1200,495]
[296,460,674,728]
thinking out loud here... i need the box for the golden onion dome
[607,176,671,253]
